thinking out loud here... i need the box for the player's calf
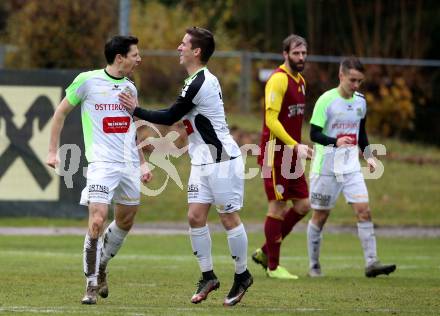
[97,265,109,298]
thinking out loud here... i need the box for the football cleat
[223,269,253,307]
[308,263,323,277]
[251,248,268,270]
[191,275,220,304]
[267,266,299,280]
[81,282,98,305]
[365,261,396,278]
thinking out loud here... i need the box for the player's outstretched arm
[119,93,194,126]
[46,97,74,169]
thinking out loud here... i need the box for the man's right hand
[336,136,354,147]
[46,152,58,169]
[295,143,313,159]
[119,93,138,114]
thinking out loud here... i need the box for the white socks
[100,221,129,268]
[190,225,213,272]
[357,221,378,267]
[190,224,249,274]
[307,220,322,268]
[83,233,103,286]
[226,223,248,274]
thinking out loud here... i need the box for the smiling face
[284,43,307,73]
[118,44,141,76]
[177,33,199,67]
[339,67,365,97]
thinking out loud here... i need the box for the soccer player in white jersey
[307,56,396,278]
[46,35,152,304]
[119,27,253,306]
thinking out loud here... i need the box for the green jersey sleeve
[310,88,338,128]
[65,71,94,106]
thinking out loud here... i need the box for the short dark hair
[104,35,139,64]
[185,27,215,64]
[283,34,307,52]
[340,56,365,73]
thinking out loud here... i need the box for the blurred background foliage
[0,0,439,144]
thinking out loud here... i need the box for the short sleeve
[65,72,90,106]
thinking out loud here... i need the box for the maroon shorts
[262,166,309,201]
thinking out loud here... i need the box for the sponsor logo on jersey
[102,116,130,133]
[95,103,126,111]
[331,121,359,129]
[288,103,305,117]
[112,84,122,91]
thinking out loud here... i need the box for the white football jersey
[180,68,241,165]
[65,69,139,163]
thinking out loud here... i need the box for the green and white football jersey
[65,69,139,163]
[310,88,366,175]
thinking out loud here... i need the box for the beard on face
[288,56,305,72]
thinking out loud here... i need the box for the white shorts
[309,171,368,210]
[188,157,244,213]
[80,162,141,206]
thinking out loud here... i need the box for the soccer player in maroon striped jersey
[253,34,313,279]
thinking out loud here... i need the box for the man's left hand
[140,162,153,184]
[366,157,376,173]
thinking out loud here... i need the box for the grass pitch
[0,232,439,315]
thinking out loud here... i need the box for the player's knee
[116,218,134,231]
[187,211,205,227]
[296,202,311,215]
[219,212,241,230]
[311,210,329,228]
[90,216,105,237]
[357,208,371,221]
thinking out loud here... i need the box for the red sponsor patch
[182,119,194,135]
[337,133,357,145]
[103,116,131,133]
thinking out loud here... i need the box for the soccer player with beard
[253,34,313,279]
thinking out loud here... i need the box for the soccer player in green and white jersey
[46,35,152,304]
[307,56,396,278]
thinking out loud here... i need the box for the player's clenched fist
[46,152,59,169]
[295,143,313,159]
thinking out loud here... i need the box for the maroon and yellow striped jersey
[258,64,306,167]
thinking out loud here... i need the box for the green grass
[0,232,438,315]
